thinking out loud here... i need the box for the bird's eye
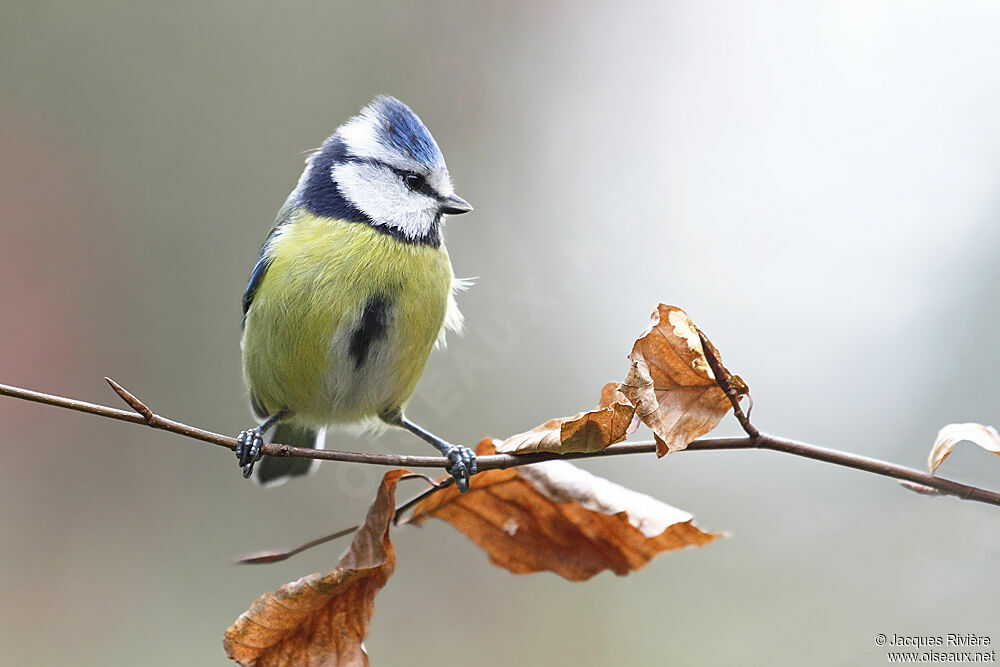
[404,173,425,191]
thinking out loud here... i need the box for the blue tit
[235,96,477,491]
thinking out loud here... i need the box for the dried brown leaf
[223,469,406,666]
[408,441,720,581]
[620,304,747,456]
[928,423,1000,474]
[495,382,638,454]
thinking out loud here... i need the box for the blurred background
[2,1,999,665]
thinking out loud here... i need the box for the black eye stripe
[335,154,439,198]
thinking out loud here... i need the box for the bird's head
[295,96,471,245]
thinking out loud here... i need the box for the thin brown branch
[392,477,454,525]
[2,380,1000,509]
[235,525,359,564]
[236,474,452,564]
[105,378,154,423]
[699,330,759,441]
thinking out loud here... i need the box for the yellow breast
[241,210,455,425]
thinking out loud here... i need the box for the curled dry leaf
[495,382,639,455]
[928,423,1000,475]
[407,441,720,581]
[620,304,747,456]
[223,469,407,666]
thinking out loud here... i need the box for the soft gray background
[2,2,998,665]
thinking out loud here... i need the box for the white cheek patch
[333,162,439,239]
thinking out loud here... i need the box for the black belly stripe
[349,295,391,369]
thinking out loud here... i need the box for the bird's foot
[444,445,477,493]
[235,427,265,478]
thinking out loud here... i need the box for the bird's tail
[254,423,326,487]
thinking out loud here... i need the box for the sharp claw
[450,466,467,492]
[235,427,265,478]
[443,446,476,494]
[248,433,262,462]
[236,432,247,465]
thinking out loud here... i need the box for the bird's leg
[397,416,477,493]
[235,411,287,479]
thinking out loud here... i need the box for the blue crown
[366,95,444,168]
[294,97,447,228]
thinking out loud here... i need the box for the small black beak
[440,194,473,215]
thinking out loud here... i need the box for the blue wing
[242,251,271,328]
[242,203,297,329]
